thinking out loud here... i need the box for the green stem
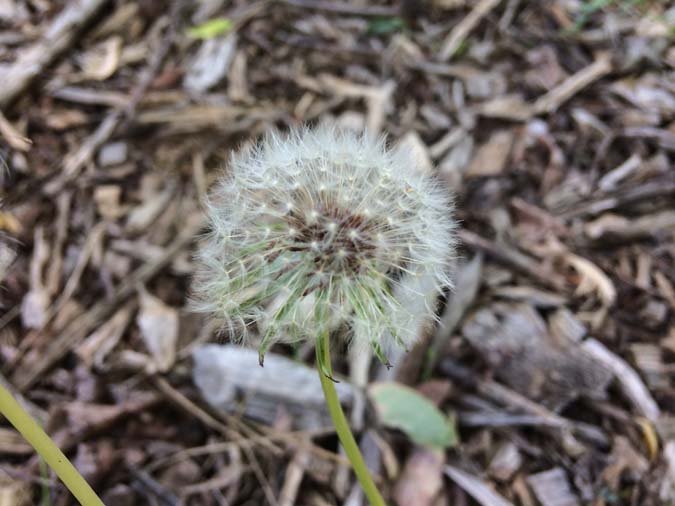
[0,383,104,506]
[316,332,386,506]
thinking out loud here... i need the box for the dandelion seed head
[193,126,456,361]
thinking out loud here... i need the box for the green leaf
[187,18,233,39]
[367,17,405,35]
[369,382,457,449]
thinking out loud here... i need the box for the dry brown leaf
[77,303,135,368]
[394,448,445,506]
[0,111,31,151]
[94,185,125,220]
[79,36,123,81]
[136,287,179,372]
[20,226,49,329]
[0,475,32,506]
[397,131,432,175]
[564,253,616,307]
[0,211,21,234]
[125,181,176,234]
[466,130,514,177]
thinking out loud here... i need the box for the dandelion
[195,126,456,363]
[194,126,456,505]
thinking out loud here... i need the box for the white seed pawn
[194,126,456,364]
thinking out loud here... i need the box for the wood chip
[526,468,579,506]
[184,34,238,93]
[445,465,514,506]
[582,338,661,422]
[488,442,522,481]
[192,344,353,430]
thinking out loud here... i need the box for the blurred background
[0,0,674,504]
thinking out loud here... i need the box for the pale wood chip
[582,338,661,422]
[445,465,514,506]
[527,468,579,506]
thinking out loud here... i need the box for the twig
[439,0,502,61]
[0,0,109,109]
[621,126,675,151]
[279,0,398,17]
[279,439,311,506]
[532,53,612,114]
[458,229,566,291]
[151,377,245,445]
[558,180,675,219]
[144,427,348,474]
[128,465,180,506]
[152,376,280,506]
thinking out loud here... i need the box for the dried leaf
[79,36,123,81]
[94,185,125,220]
[466,130,513,177]
[136,287,178,372]
[77,303,134,368]
[397,131,432,175]
[394,448,445,506]
[20,226,49,329]
[564,253,616,306]
[0,475,31,506]
[125,181,176,233]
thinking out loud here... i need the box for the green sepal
[371,341,392,369]
[315,331,339,382]
[257,329,276,367]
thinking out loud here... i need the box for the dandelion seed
[193,126,456,364]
